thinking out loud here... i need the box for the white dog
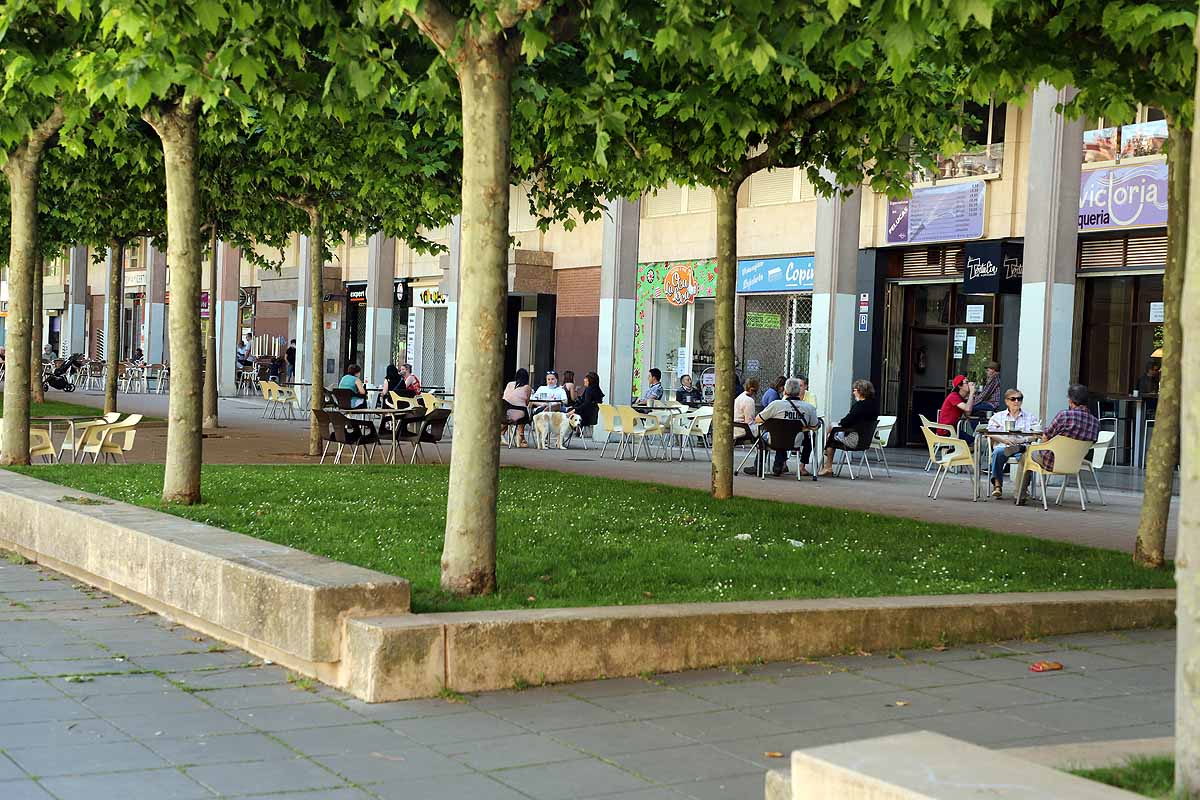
[533,411,581,449]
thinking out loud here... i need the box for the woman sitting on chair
[569,372,605,428]
[818,379,879,477]
[502,368,532,447]
[337,364,368,409]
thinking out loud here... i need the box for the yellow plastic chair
[597,403,624,458]
[1017,435,1097,511]
[274,383,302,419]
[59,412,119,461]
[29,428,58,464]
[419,392,442,411]
[260,380,279,418]
[921,426,975,500]
[616,405,668,462]
[388,391,417,410]
[79,414,143,463]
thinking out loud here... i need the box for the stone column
[364,233,397,385]
[102,247,121,359]
[441,214,462,390]
[215,242,241,396]
[294,235,312,385]
[143,241,167,362]
[596,197,640,436]
[810,182,862,426]
[1016,83,1084,422]
[62,245,89,356]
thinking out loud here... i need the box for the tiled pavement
[0,558,1175,800]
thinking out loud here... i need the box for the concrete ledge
[0,470,410,673]
[345,589,1174,700]
[788,731,1140,798]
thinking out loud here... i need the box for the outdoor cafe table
[31,415,103,463]
[344,407,424,464]
[973,428,1043,502]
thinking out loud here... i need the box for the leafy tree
[359,0,582,596]
[0,0,92,465]
[78,0,323,502]
[961,0,1195,571]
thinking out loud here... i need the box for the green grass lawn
[7,464,1174,613]
[0,397,112,419]
[1074,757,1174,798]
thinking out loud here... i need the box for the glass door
[651,300,688,395]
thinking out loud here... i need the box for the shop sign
[417,288,448,306]
[346,283,367,305]
[199,291,210,319]
[745,311,782,330]
[1079,163,1168,231]
[961,240,1023,295]
[663,263,699,306]
[736,256,814,293]
[125,269,147,288]
[885,180,986,245]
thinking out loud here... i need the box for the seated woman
[676,374,703,404]
[818,379,879,477]
[502,368,533,447]
[337,364,368,409]
[381,364,405,405]
[561,370,578,403]
[570,372,605,428]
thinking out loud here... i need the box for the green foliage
[12,464,1176,613]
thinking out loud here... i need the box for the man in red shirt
[938,375,976,440]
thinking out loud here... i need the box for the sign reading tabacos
[663,263,699,306]
[1079,163,1167,231]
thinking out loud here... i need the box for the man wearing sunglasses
[985,389,1041,498]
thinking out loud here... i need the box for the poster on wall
[1079,163,1168,231]
[885,180,986,245]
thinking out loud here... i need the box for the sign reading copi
[663,263,699,306]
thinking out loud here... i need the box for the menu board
[886,180,986,245]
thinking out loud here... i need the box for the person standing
[285,339,296,382]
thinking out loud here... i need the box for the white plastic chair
[79,414,143,463]
[1077,430,1115,507]
[60,412,120,461]
[597,403,625,458]
[866,415,896,477]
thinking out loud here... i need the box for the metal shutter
[749,169,795,206]
[1078,233,1167,273]
[899,245,965,278]
[643,184,684,217]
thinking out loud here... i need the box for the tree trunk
[104,242,124,415]
[711,181,738,499]
[1176,30,1200,793]
[307,209,325,457]
[203,226,219,429]
[1135,122,1187,567]
[0,138,56,464]
[438,52,512,596]
[146,103,203,504]
[30,253,45,404]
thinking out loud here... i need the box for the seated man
[756,378,818,476]
[938,375,976,440]
[1017,383,1100,505]
[974,361,1003,414]
[734,378,759,473]
[638,368,665,405]
[530,370,568,413]
[676,374,703,404]
[985,389,1040,498]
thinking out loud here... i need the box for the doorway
[515,311,538,376]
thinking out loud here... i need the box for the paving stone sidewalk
[0,558,1175,800]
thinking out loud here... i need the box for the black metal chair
[502,400,531,448]
[399,408,451,464]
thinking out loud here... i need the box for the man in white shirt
[530,370,568,414]
[734,378,759,473]
[985,388,1041,498]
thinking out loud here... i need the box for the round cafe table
[973,429,1043,502]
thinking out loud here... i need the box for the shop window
[1078,275,1163,396]
[748,169,795,206]
[1083,105,1168,164]
[643,184,684,217]
[124,241,142,271]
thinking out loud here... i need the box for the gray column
[596,197,640,436]
[102,247,119,359]
[215,242,241,395]
[364,233,397,385]
[144,241,167,362]
[1017,83,1084,422]
[294,235,312,385]
[64,245,88,356]
[441,215,462,391]
[810,183,862,426]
